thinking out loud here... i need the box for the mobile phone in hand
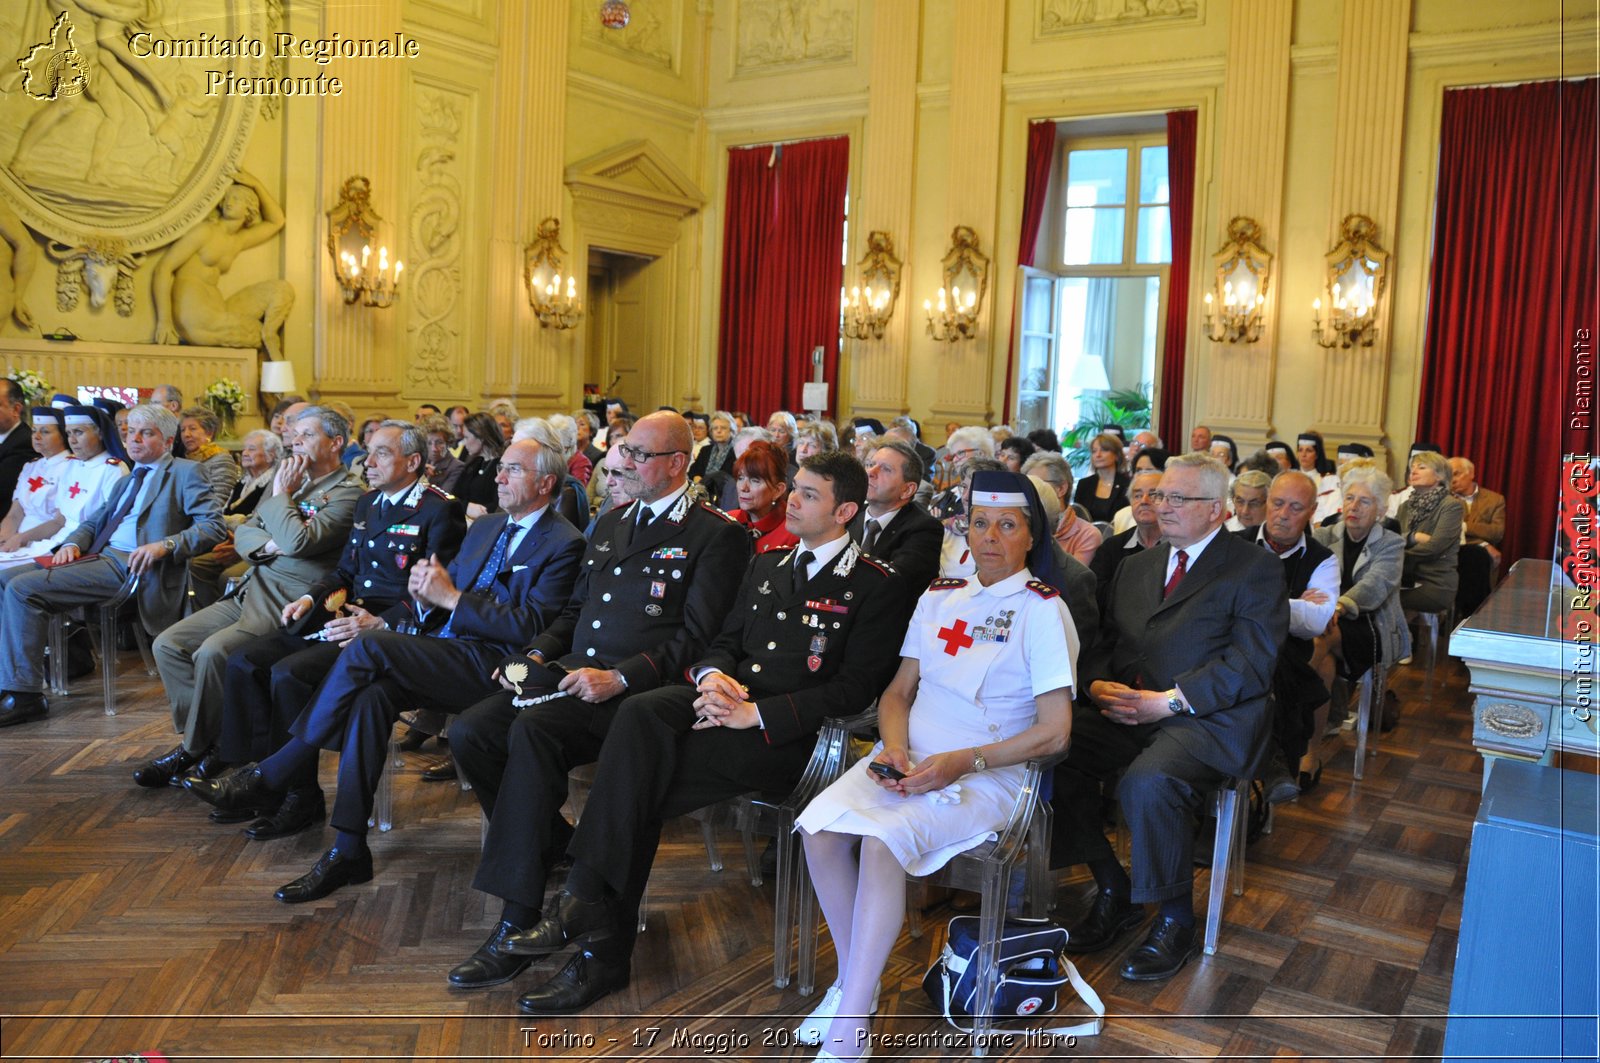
[868,759,905,781]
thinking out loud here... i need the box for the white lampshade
[1067,356,1111,392]
[260,361,297,393]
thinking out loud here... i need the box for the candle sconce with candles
[523,217,582,330]
[326,176,404,309]
[1312,213,1388,349]
[924,225,989,343]
[1201,215,1270,344]
[841,230,902,341]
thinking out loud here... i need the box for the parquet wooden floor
[1,643,1480,1061]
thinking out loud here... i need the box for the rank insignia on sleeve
[1025,579,1059,599]
[929,577,968,591]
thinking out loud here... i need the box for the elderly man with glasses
[1052,453,1288,983]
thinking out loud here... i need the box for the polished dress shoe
[1298,762,1324,794]
[1119,915,1200,981]
[274,846,374,903]
[134,745,198,788]
[188,747,232,785]
[448,920,534,988]
[420,755,457,782]
[1065,888,1144,953]
[211,802,275,825]
[184,765,281,813]
[245,789,326,840]
[515,947,628,1015]
[0,691,48,728]
[502,890,617,957]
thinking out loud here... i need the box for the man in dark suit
[144,421,463,812]
[1450,455,1506,616]
[459,453,909,1012]
[0,404,225,727]
[0,379,35,509]
[849,441,943,594]
[445,412,751,985]
[1088,468,1164,609]
[185,437,584,900]
[1053,453,1287,982]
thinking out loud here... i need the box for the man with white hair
[1450,455,1506,616]
[0,404,226,726]
[1053,453,1287,982]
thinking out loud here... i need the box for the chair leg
[795,848,819,997]
[771,810,796,990]
[970,858,1010,1056]
[46,615,68,697]
[1204,784,1240,956]
[99,607,118,716]
[1353,671,1374,781]
[739,819,762,887]
[371,735,396,832]
[699,816,724,873]
[132,622,158,677]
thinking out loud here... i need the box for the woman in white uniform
[795,470,1079,1061]
[0,406,76,566]
[38,405,129,556]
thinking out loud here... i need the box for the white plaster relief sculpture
[151,172,294,360]
[408,91,466,392]
[0,200,40,334]
[581,0,677,69]
[1039,0,1200,36]
[736,0,855,71]
[47,236,142,316]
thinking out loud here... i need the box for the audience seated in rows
[188,429,281,610]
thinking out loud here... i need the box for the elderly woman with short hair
[794,420,839,463]
[1022,450,1103,564]
[1312,462,1411,736]
[689,410,737,482]
[180,406,242,509]
[1396,450,1462,614]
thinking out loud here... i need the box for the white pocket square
[512,564,528,572]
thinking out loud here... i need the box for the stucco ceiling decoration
[580,0,679,72]
[0,0,266,252]
[734,0,855,76]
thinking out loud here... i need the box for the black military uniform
[563,538,909,962]
[215,479,465,801]
[451,486,752,911]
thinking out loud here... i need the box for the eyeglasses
[615,443,687,464]
[1149,491,1221,506]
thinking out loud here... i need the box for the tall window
[1016,134,1170,438]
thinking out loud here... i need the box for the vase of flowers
[203,378,245,438]
[6,368,51,406]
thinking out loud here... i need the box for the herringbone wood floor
[1,644,1478,1062]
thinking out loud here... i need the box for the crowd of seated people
[0,385,1511,1054]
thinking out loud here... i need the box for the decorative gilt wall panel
[734,0,855,75]
[406,87,470,393]
[578,0,680,71]
[1037,0,1201,39]
[1313,0,1411,445]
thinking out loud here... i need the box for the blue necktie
[88,465,151,556]
[438,522,515,638]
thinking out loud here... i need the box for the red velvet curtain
[1157,109,1197,451]
[1417,78,1597,564]
[1002,121,1058,423]
[716,137,849,417]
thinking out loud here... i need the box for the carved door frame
[565,141,705,410]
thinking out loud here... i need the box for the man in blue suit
[185,437,586,901]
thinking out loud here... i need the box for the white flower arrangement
[203,378,246,415]
[6,368,51,405]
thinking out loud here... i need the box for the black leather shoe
[448,920,534,989]
[1065,888,1144,953]
[515,948,628,1015]
[187,747,233,785]
[184,766,281,813]
[1119,915,1200,981]
[394,727,429,753]
[134,745,198,788]
[420,755,457,782]
[0,691,48,728]
[502,890,617,957]
[1380,690,1401,733]
[1298,763,1324,795]
[274,846,374,903]
[210,803,273,824]
[245,789,326,840]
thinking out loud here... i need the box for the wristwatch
[971,747,987,772]
[162,537,177,553]
[1167,689,1194,716]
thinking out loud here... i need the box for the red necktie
[1163,549,1188,599]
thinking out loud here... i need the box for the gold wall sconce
[840,230,902,341]
[326,176,403,309]
[524,217,582,330]
[924,225,989,343]
[1202,216,1270,344]
[1313,213,1388,349]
